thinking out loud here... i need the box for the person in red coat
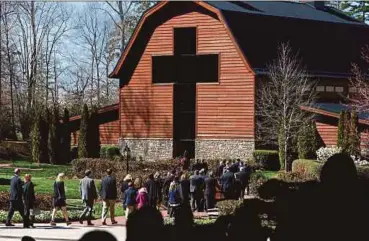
[136,187,149,210]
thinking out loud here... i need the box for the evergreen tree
[297,122,309,159]
[31,111,41,165]
[343,110,351,152]
[78,104,89,158]
[60,108,71,163]
[48,106,61,164]
[309,121,320,157]
[340,1,369,22]
[87,106,100,158]
[349,109,361,156]
[337,111,345,148]
[39,107,50,163]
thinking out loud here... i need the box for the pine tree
[60,108,71,163]
[337,111,345,148]
[297,122,308,159]
[39,107,50,163]
[31,111,41,165]
[340,1,369,22]
[48,106,61,164]
[343,110,351,152]
[349,109,361,156]
[87,106,100,158]
[78,104,89,158]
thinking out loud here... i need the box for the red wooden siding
[316,121,338,147]
[71,119,120,145]
[120,8,255,139]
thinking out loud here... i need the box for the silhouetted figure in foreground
[274,153,369,241]
[21,236,35,241]
[79,230,117,241]
[126,207,164,241]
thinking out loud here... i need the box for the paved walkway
[0,210,212,241]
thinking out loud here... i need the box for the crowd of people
[4,156,252,228]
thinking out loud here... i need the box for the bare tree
[349,45,369,111]
[257,43,316,171]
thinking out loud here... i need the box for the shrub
[100,146,108,158]
[78,104,89,158]
[297,121,319,160]
[292,159,322,180]
[0,141,30,159]
[337,111,345,149]
[357,166,369,181]
[39,107,50,163]
[216,200,243,216]
[106,146,121,159]
[245,158,262,171]
[249,172,270,196]
[0,191,53,210]
[316,146,342,162]
[253,150,280,171]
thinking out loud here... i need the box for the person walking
[79,170,97,226]
[216,161,225,178]
[235,166,251,199]
[179,173,190,207]
[6,168,25,227]
[154,172,162,209]
[51,173,71,226]
[100,169,118,225]
[168,176,182,217]
[23,174,35,228]
[136,187,149,210]
[220,168,237,200]
[124,182,137,219]
[204,171,219,211]
[145,174,160,209]
[190,170,204,212]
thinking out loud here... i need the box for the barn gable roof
[110,1,369,82]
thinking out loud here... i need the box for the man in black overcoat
[204,171,219,211]
[235,166,251,200]
[6,168,25,227]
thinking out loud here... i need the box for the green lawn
[0,159,80,199]
[256,170,279,179]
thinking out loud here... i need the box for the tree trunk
[29,1,37,109]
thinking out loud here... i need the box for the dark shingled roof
[205,1,369,76]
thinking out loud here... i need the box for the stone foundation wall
[119,138,173,161]
[195,139,255,160]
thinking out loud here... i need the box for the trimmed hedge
[292,159,322,180]
[0,191,53,210]
[216,200,243,216]
[253,150,280,171]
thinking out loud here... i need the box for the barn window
[326,86,335,92]
[316,86,325,92]
[152,56,175,83]
[335,86,344,93]
[349,87,357,93]
[174,27,196,55]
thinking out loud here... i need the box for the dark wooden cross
[152,27,219,84]
[151,27,219,158]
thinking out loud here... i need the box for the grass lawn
[256,170,279,179]
[0,159,80,199]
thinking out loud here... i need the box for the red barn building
[71,1,369,160]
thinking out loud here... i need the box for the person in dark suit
[100,169,118,225]
[162,171,175,208]
[216,161,225,178]
[204,171,219,211]
[179,173,190,207]
[79,170,97,225]
[23,174,35,228]
[145,173,161,209]
[235,166,251,200]
[190,170,204,211]
[124,182,137,219]
[6,168,25,227]
[220,168,236,200]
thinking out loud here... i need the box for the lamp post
[123,144,131,174]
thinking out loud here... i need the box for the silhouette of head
[195,170,199,175]
[79,231,117,241]
[14,168,20,175]
[21,237,35,241]
[320,153,357,189]
[106,169,112,175]
[85,169,91,177]
[126,207,164,241]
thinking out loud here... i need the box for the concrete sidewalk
[0,222,126,241]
